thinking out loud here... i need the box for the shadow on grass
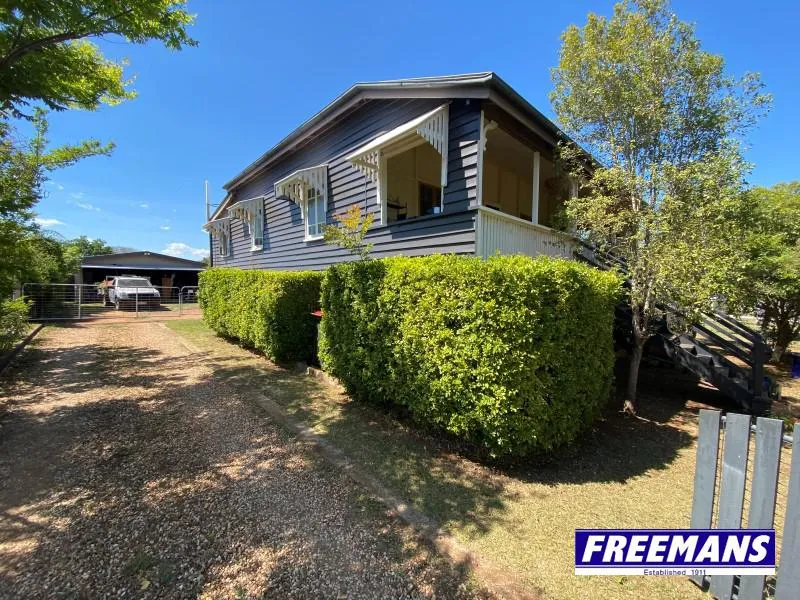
[187,335,732,541]
[0,328,489,599]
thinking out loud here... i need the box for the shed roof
[81,251,205,271]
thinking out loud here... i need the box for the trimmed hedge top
[320,254,622,456]
[199,268,323,363]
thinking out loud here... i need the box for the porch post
[532,151,540,225]
[475,110,485,207]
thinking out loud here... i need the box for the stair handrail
[577,241,770,400]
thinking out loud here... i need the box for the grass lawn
[167,319,725,600]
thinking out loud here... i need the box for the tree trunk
[773,320,791,363]
[624,337,645,414]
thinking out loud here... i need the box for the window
[218,228,230,257]
[250,206,264,249]
[116,277,153,288]
[228,197,264,251]
[345,104,449,226]
[203,217,231,258]
[273,165,329,243]
[419,183,441,216]
[306,186,325,238]
[384,143,443,223]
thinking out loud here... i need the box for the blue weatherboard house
[204,72,578,269]
[202,72,775,417]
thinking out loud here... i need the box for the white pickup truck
[107,276,161,309]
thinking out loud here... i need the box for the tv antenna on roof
[204,180,222,221]
[205,180,209,221]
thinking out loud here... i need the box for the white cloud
[139,203,149,209]
[66,192,100,211]
[160,225,171,231]
[161,242,208,260]
[35,217,65,228]
[72,200,100,211]
[58,184,64,191]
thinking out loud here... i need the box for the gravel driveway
[0,322,487,599]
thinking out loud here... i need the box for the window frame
[378,141,445,226]
[218,227,230,257]
[303,185,326,241]
[273,165,329,244]
[249,203,264,251]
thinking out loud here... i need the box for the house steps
[578,243,773,414]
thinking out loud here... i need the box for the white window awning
[345,104,450,186]
[202,217,230,236]
[227,195,264,221]
[274,165,328,208]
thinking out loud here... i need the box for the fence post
[738,416,784,600]
[710,412,751,600]
[135,289,139,317]
[752,337,765,398]
[776,437,800,600]
[179,287,183,315]
[690,409,722,588]
[77,285,82,320]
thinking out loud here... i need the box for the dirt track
[0,322,485,599]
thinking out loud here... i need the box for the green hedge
[199,268,323,363]
[0,298,29,352]
[320,254,621,456]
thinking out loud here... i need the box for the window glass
[252,208,263,249]
[219,229,229,256]
[117,278,152,288]
[307,187,324,237]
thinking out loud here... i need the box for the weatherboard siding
[211,98,480,270]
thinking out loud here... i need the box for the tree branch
[0,8,136,71]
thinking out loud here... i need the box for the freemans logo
[574,529,775,575]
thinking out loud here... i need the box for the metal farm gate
[22,283,201,320]
[691,409,798,599]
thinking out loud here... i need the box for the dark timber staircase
[578,243,773,414]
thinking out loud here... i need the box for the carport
[77,251,205,289]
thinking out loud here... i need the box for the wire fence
[22,283,201,320]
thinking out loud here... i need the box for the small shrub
[323,204,374,260]
[320,254,622,457]
[198,268,323,363]
[0,298,29,352]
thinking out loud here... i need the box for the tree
[733,183,800,362]
[0,111,109,296]
[62,235,113,275]
[0,1,195,295]
[0,0,196,117]
[550,0,770,412]
[323,204,374,260]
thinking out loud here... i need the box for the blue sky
[33,0,799,258]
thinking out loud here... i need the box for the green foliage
[320,254,621,457]
[729,183,800,360]
[61,235,114,275]
[551,0,770,406]
[0,297,29,352]
[0,1,196,117]
[322,204,374,260]
[198,268,323,363]
[0,112,110,296]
